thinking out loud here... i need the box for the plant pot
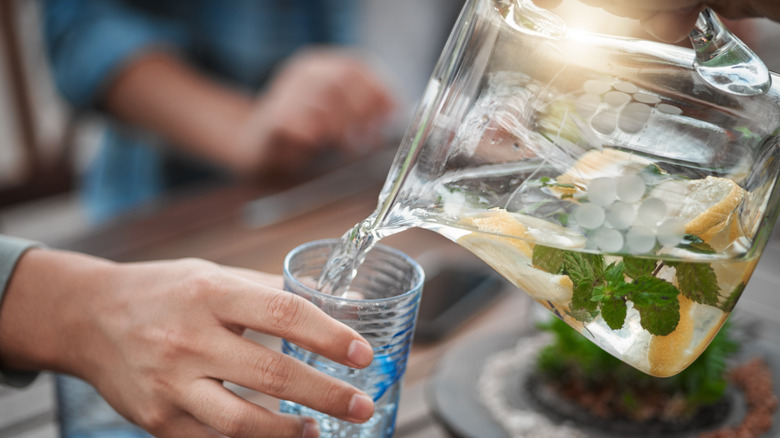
[429,325,780,437]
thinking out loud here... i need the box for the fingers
[579,0,655,20]
[184,267,376,427]
[641,7,704,42]
[214,275,374,369]
[328,58,395,154]
[281,52,394,153]
[581,0,702,14]
[205,336,374,423]
[226,267,284,288]
[574,0,705,42]
[250,48,395,171]
[183,379,321,438]
[532,0,564,9]
[148,414,226,438]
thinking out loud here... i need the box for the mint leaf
[642,164,664,176]
[719,283,745,311]
[563,252,603,319]
[623,256,658,280]
[533,245,566,274]
[535,250,686,336]
[628,276,680,336]
[671,262,719,306]
[678,236,716,255]
[563,252,604,286]
[592,264,629,330]
[604,261,625,284]
[538,177,576,190]
[572,282,598,317]
[601,296,628,330]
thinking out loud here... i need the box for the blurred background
[0,0,462,438]
[1,1,779,437]
[0,1,465,436]
[0,0,465,245]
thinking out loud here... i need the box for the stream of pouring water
[315,198,409,296]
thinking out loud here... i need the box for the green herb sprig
[532,245,726,336]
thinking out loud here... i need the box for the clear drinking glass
[280,239,424,438]
[327,0,780,378]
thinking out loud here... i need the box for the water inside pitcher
[323,0,780,377]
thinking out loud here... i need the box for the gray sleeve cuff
[0,235,45,388]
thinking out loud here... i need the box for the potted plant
[530,317,777,437]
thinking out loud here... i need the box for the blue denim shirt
[42,0,360,222]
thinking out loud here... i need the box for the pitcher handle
[689,8,771,96]
[495,0,567,39]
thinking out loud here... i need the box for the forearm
[0,248,115,377]
[103,51,255,171]
[0,245,379,435]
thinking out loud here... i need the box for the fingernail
[348,393,374,422]
[347,339,373,367]
[302,419,319,438]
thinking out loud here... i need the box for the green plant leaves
[536,317,738,417]
[628,276,681,336]
[531,245,722,336]
[623,256,658,279]
[600,295,628,330]
[532,244,565,273]
[671,262,719,306]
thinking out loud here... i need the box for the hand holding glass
[280,239,424,438]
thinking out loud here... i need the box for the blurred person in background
[40,0,395,436]
[43,0,396,224]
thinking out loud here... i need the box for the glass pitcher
[326,0,780,377]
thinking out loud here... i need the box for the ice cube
[588,177,617,207]
[637,197,667,226]
[613,81,639,94]
[591,108,617,134]
[575,203,606,230]
[616,173,646,203]
[595,228,624,253]
[657,103,683,115]
[606,201,636,230]
[657,218,686,247]
[632,92,661,104]
[604,91,631,107]
[584,79,611,95]
[626,226,656,253]
[618,102,652,134]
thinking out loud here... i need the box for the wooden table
[60,154,780,438]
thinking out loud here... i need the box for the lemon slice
[457,209,575,304]
[552,148,655,198]
[458,209,587,255]
[646,177,746,374]
[650,176,745,246]
[460,209,534,258]
[646,263,734,377]
[647,294,729,377]
[647,294,695,377]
